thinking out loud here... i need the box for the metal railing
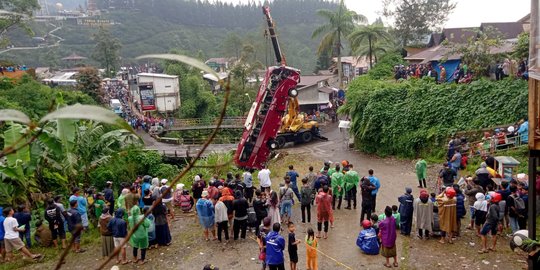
[463,133,528,157]
[171,117,246,128]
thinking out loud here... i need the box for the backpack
[511,194,526,211]
[180,195,192,212]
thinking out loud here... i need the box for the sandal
[478,249,488,254]
[488,248,497,252]
[138,260,146,265]
[383,263,392,268]
[393,262,399,267]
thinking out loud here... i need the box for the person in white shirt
[2,207,42,262]
[257,165,272,192]
[213,197,229,243]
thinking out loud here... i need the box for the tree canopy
[92,26,122,77]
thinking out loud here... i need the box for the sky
[221,0,531,28]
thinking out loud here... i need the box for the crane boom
[262,6,284,65]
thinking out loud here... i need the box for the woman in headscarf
[196,191,216,241]
[150,177,161,198]
[99,207,114,258]
[116,188,129,219]
[128,205,151,265]
[414,190,433,239]
[153,202,172,246]
[267,190,281,226]
[219,186,235,230]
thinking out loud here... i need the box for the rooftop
[137,73,178,79]
[298,74,335,87]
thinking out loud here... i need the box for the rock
[401,257,405,260]
[494,265,498,268]
[251,258,256,261]
[482,260,490,265]
[160,253,164,256]
[495,260,501,263]
[469,242,475,246]
[200,252,204,255]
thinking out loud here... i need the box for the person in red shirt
[315,185,332,239]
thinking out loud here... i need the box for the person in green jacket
[331,165,344,210]
[415,159,428,188]
[128,206,151,265]
[344,164,360,210]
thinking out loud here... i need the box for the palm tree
[349,23,391,69]
[312,0,367,88]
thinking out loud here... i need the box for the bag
[258,250,266,261]
[511,194,526,211]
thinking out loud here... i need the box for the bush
[342,77,528,158]
[367,52,405,80]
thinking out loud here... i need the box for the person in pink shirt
[315,186,332,239]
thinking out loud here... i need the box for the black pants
[269,263,285,270]
[133,247,146,261]
[418,178,426,188]
[361,204,373,222]
[217,221,229,241]
[245,187,254,203]
[346,186,357,208]
[301,204,311,223]
[233,219,247,240]
[332,194,342,210]
[255,216,264,236]
[372,195,377,212]
[317,221,329,233]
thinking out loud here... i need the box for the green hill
[1,0,338,73]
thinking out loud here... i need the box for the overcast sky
[221,0,531,28]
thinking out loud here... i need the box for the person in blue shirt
[265,223,285,270]
[367,169,381,212]
[13,205,32,248]
[139,176,152,208]
[69,188,88,230]
[356,219,380,255]
[0,206,5,260]
[287,165,301,201]
[517,119,528,144]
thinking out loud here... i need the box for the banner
[139,82,156,111]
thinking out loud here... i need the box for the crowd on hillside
[394,59,529,83]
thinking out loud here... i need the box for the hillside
[1,0,339,73]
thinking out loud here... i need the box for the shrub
[343,76,528,158]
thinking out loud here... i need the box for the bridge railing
[155,136,239,145]
[171,117,246,128]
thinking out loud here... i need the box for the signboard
[139,82,156,111]
[76,19,115,27]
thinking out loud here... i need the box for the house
[480,22,523,39]
[42,71,78,87]
[205,58,236,72]
[136,73,180,113]
[296,74,338,112]
[329,56,369,86]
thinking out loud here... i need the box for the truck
[234,6,300,169]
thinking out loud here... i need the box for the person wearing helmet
[356,220,380,255]
[436,187,457,244]
[478,192,502,253]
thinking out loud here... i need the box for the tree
[0,0,40,46]
[513,32,529,60]
[221,32,243,59]
[383,0,456,46]
[91,26,122,78]
[312,0,367,88]
[349,23,391,68]
[76,67,103,103]
[444,27,503,77]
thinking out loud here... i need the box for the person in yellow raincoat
[305,228,318,270]
[436,187,457,244]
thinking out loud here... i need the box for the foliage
[76,67,103,103]
[341,76,528,158]
[312,0,367,87]
[349,22,392,68]
[91,26,122,77]
[513,32,529,60]
[383,0,456,45]
[0,0,39,46]
[365,52,404,80]
[184,152,241,185]
[444,27,504,77]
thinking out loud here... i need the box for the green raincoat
[344,170,359,192]
[331,171,344,196]
[128,206,151,249]
[415,159,427,180]
[327,168,336,178]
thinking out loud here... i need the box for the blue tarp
[432,59,461,82]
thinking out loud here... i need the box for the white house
[137,73,180,113]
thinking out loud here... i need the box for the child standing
[305,228,318,270]
[288,222,300,270]
[357,220,380,255]
[67,200,84,253]
[379,206,398,268]
[479,193,501,253]
[300,178,313,223]
[107,208,128,264]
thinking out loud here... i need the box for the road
[0,23,63,55]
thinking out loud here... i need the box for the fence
[171,117,246,128]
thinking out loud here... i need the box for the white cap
[508,126,515,133]
[176,183,184,190]
[161,179,168,184]
[106,181,113,184]
[194,175,201,181]
[202,190,209,198]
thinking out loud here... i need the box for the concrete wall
[138,75,180,112]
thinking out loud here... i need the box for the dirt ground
[22,123,530,270]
